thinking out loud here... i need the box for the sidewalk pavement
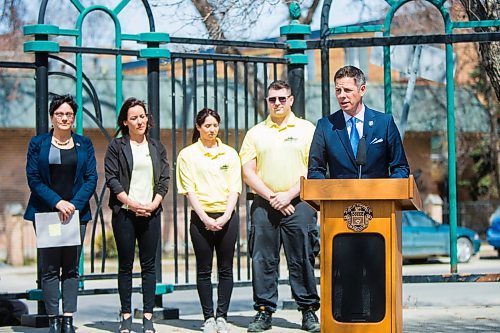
[0,305,499,332]
[1,245,499,332]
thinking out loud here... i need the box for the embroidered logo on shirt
[220,164,229,171]
[284,136,298,142]
[204,151,226,159]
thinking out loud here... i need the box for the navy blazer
[308,106,409,179]
[24,132,98,223]
[104,135,170,215]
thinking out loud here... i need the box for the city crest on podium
[343,203,373,232]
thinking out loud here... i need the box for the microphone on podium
[356,136,366,179]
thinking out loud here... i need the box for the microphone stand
[356,136,367,179]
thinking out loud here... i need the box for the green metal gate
[0,0,499,323]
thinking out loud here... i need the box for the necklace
[53,137,71,146]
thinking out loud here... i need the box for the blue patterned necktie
[349,117,359,156]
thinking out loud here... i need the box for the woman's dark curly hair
[49,94,77,116]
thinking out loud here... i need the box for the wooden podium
[300,176,421,333]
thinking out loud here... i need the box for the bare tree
[0,0,25,56]
[152,1,321,117]
[159,1,498,197]
[296,0,320,25]
[179,0,319,115]
[381,0,499,200]
[458,0,499,101]
[0,0,23,32]
[0,0,28,117]
[455,0,499,199]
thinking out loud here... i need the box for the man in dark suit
[308,65,409,180]
[307,66,409,323]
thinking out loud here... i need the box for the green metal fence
[0,0,499,324]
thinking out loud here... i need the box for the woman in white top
[176,108,241,333]
[104,98,169,333]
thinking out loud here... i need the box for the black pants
[190,211,238,320]
[39,224,86,315]
[112,209,160,314]
[249,197,320,313]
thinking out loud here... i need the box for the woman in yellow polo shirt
[176,108,241,333]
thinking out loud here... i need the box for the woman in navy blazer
[24,94,97,333]
[104,97,169,333]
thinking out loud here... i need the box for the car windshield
[405,211,436,227]
[402,213,410,226]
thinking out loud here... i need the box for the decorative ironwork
[343,203,373,232]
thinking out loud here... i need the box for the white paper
[35,211,81,248]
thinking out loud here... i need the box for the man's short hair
[334,66,366,89]
[267,80,291,94]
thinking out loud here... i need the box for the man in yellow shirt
[240,80,320,332]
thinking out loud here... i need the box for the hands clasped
[56,200,76,223]
[127,199,158,217]
[203,214,230,232]
[269,192,295,216]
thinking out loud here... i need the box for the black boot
[301,308,320,332]
[48,316,61,333]
[61,316,76,333]
[247,307,272,332]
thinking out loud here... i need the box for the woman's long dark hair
[192,108,221,143]
[115,97,152,137]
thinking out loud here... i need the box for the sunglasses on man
[266,95,291,105]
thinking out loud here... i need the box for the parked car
[402,211,481,263]
[486,207,500,257]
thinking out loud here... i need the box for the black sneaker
[301,309,320,332]
[247,307,272,332]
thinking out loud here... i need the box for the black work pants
[39,224,86,315]
[249,197,320,313]
[112,209,160,314]
[190,210,238,320]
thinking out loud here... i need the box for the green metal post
[137,31,171,314]
[23,24,61,320]
[382,45,392,115]
[446,42,458,272]
[34,38,50,134]
[382,1,459,271]
[75,38,83,135]
[320,0,333,117]
[382,1,405,115]
[427,0,459,273]
[147,41,161,307]
[33,35,50,317]
[280,2,310,119]
[116,54,123,119]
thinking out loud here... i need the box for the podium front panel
[320,200,402,333]
[300,177,416,333]
[332,233,386,322]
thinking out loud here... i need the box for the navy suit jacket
[24,132,98,223]
[308,106,409,179]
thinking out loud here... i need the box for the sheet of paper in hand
[35,211,81,248]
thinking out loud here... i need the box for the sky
[8,0,389,48]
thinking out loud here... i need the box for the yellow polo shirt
[239,113,316,192]
[176,138,242,212]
